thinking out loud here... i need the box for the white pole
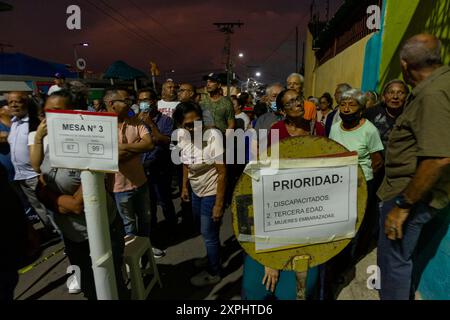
[81,171,118,300]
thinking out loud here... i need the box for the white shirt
[158,100,179,118]
[235,112,250,130]
[47,85,63,96]
[178,128,224,197]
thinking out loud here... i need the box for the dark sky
[1,0,343,85]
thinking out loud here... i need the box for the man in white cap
[47,73,66,96]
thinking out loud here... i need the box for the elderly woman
[329,89,384,260]
[364,80,409,152]
[242,89,319,300]
[364,79,410,194]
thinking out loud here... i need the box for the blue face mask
[270,101,277,112]
[139,102,151,113]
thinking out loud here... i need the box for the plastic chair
[123,236,162,300]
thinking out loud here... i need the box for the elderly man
[199,73,235,133]
[254,83,284,132]
[177,82,214,128]
[286,73,316,134]
[377,34,450,300]
[7,92,58,237]
[158,80,179,118]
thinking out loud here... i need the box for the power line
[96,0,175,55]
[124,0,176,38]
[260,10,311,68]
[82,0,158,51]
[83,0,174,56]
[260,27,297,67]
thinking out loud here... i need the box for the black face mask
[340,112,361,129]
[184,122,195,131]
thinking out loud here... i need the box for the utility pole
[296,27,299,73]
[213,21,244,97]
[301,41,305,75]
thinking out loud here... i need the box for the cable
[96,0,176,55]
[82,0,174,55]
[260,27,297,67]
[259,9,311,67]
[124,0,176,37]
[82,0,158,51]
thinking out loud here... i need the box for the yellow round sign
[231,136,367,272]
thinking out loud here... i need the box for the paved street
[14,197,378,301]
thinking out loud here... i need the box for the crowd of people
[0,33,449,301]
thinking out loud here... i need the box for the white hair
[266,83,284,96]
[287,73,304,84]
[340,89,367,109]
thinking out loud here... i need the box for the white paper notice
[252,165,358,252]
[46,110,119,172]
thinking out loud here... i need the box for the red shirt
[268,120,291,146]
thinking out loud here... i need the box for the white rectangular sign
[46,110,119,172]
[252,164,358,252]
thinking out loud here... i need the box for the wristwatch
[394,194,413,209]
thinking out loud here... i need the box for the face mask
[340,112,361,128]
[184,122,195,131]
[270,101,277,112]
[139,102,151,113]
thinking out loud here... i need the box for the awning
[0,81,32,92]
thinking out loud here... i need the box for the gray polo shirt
[40,151,117,242]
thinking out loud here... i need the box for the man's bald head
[400,33,442,69]
[162,80,177,101]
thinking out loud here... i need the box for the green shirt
[200,95,234,133]
[377,66,450,209]
[330,119,384,182]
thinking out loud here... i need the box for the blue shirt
[8,116,38,181]
[0,122,15,181]
[142,112,174,171]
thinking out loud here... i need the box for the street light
[73,42,89,78]
[255,72,261,78]
[238,52,244,58]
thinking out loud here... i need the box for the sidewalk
[14,200,378,300]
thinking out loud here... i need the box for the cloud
[1,0,339,83]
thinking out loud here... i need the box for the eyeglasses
[386,91,407,98]
[284,97,304,109]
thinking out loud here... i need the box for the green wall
[379,0,450,91]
